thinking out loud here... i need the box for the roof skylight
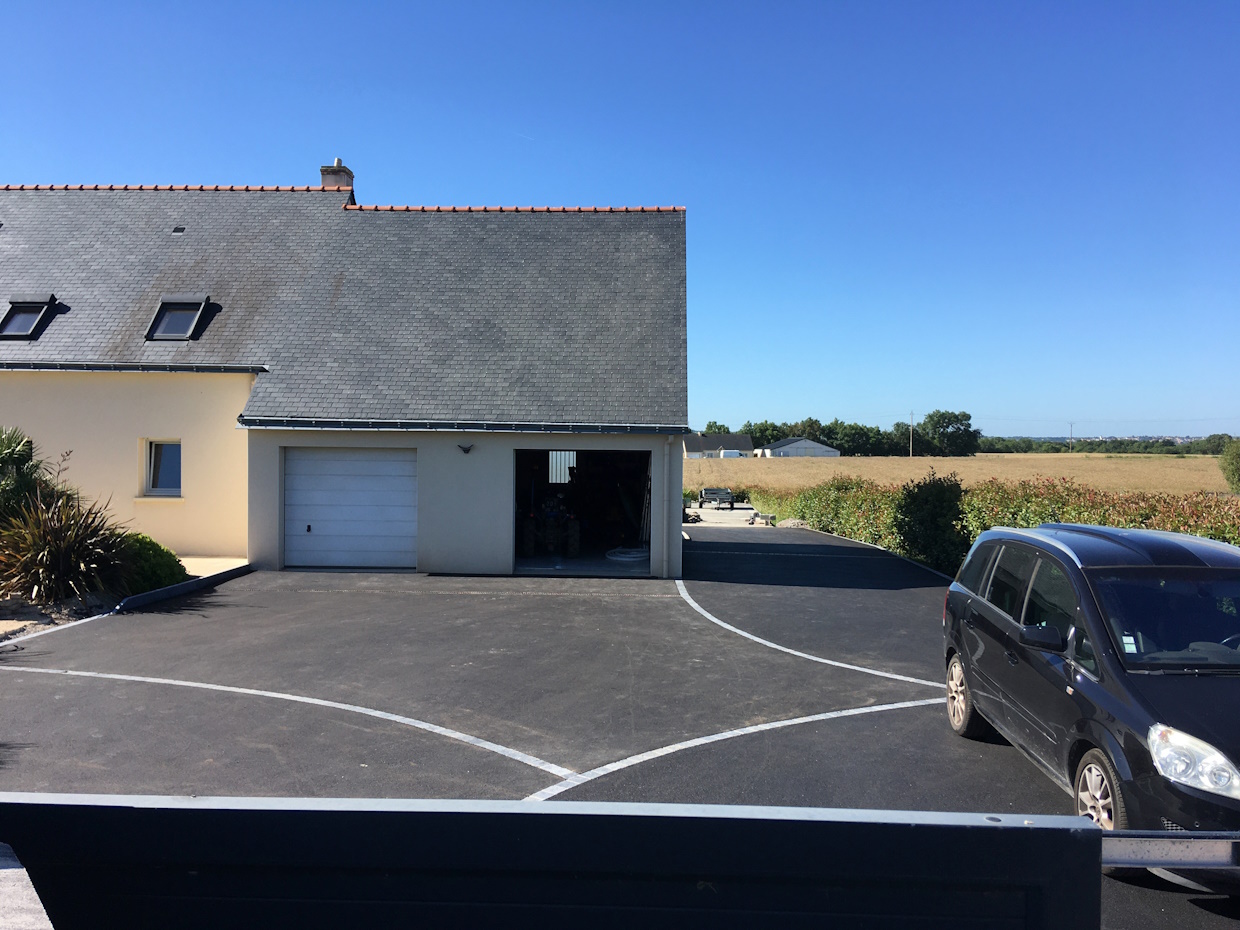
[147,294,208,341]
[0,294,56,340]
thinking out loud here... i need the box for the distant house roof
[760,436,835,451]
[0,185,688,432]
[684,433,754,454]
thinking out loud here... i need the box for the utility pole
[1069,422,1074,453]
[909,410,914,458]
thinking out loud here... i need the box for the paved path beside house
[684,502,766,527]
[180,557,248,579]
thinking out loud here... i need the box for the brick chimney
[319,157,354,190]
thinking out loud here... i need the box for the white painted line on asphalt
[674,581,940,689]
[0,666,575,780]
[0,610,115,647]
[524,698,941,801]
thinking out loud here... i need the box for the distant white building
[755,437,840,458]
[683,433,755,459]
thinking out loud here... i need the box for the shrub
[123,533,189,595]
[0,489,129,604]
[1222,441,1240,494]
[892,470,969,574]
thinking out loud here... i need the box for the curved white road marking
[525,698,942,801]
[675,580,940,688]
[0,666,574,779]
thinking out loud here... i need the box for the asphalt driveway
[2,564,934,800]
[2,524,1238,926]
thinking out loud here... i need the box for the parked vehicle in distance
[943,524,1240,893]
[698,487,735,509]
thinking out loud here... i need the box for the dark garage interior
[514,449,651,576]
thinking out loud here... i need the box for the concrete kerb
[1,564,252,648]
[112,564,253,613]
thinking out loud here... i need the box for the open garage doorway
[514,449,651,576]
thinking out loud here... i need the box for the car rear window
[1088,568,1240,670]
[986,546,1037,618]
[957,542,998,594]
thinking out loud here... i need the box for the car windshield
[1088,568,1240,670]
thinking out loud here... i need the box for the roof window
[1,294,56,340]
[146,294,208,341]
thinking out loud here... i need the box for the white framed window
[146,294,207,341]
[146,441,182,496]
[1,294,56,340]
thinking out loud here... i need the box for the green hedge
[749,477,902,552]
[962,477,1240,548]
[748,474,1240,576]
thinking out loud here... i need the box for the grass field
[684,453,1231,495]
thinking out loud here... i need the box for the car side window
[1023,559,1077,639]
[1073,629,1098,676]
[957,542,998,595]
[985,545,1037,619]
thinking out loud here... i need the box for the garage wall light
[458,444,474,454]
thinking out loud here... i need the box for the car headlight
[1148,724,1240,801]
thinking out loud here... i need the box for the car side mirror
[1020,625,1066,652]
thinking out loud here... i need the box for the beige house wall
[247,430,684,578]
[0,371,253,557]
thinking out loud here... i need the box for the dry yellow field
[684,453,1230,495]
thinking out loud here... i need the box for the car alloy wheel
[1075,749,1129,831]
[945,654,990,739]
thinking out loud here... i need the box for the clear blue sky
[4,1,1237,438]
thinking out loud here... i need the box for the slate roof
[0,186,687,430]
[760,436,836,451]
[683,433,754,454]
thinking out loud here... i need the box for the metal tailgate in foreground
[0,794,1100,930]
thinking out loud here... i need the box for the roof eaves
[0,362,268,374]
[238,416,689,435]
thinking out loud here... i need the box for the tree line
[703,411,984,457]
[701,416,1236,459]
[979,434,1235,455]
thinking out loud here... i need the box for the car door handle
[1005,650,1019,666]
[964,612,976,629]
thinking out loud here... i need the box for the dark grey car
[943,524,1240,891]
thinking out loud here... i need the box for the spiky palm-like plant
[0,488,129,604]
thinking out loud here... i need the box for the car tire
[1075,749,1130,832]
[946,654,992,739]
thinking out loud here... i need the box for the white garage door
[284,448,417,568]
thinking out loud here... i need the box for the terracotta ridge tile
[1,184,350,192]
